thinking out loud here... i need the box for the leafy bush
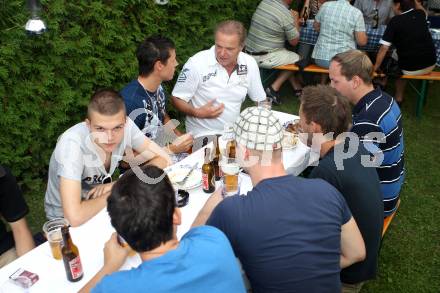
[0,0,259,192]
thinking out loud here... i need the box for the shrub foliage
[0,0,259,192]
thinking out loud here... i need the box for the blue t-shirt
[207,175,351,293]
[92,226,245,293]
[121,79,166,139]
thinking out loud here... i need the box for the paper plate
[167,165,202,190]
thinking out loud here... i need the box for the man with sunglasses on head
[44,89,171,227]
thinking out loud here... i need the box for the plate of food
[167,165,202,190]
[282,130,299,149]
[283,119,301,134]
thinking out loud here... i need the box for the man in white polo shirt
[171,20,266,137]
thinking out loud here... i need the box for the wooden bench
[270,64,440,118]
[382,199,401,237]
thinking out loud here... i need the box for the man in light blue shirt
[80,165,245,293]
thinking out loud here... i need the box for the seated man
[0,165,35,268]
[299,85,383,292]
[193,107,365,292]
[354,0,394,26]
[312,0,367,69]
[80,165,246,293]
[171,20,266,137]
[246,0,302,104]
[329,50,404,216]
[121,36,193,154]
[44,89,171,226]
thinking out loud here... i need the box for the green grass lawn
[21,78,439,292]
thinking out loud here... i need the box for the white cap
[233,107,283,151]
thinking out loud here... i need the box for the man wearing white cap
[193,107,365,292]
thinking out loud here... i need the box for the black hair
[107,165,176,252]
[136,36,175,77]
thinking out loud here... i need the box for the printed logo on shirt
[237,64,248,75]
[83,174,108,184]
[177,68,190,82]
[202,70,217,82]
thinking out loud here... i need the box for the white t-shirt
[172,46,265,137]
[44,118,145,219]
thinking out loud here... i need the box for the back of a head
[300,85,352,137]
[393,0,415,11]
[215,20,247,46]
[87,89,125,118]
[233,107,283,161]
[331,50,373,85]
[136,35,175,77]
[107,165,175,252]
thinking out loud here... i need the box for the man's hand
[102,233,129,273]
[169,133,194,154]
[87,182,114,199]
[192,188,224,227]
[194,99,225,118]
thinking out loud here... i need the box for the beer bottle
[61,225,83,282]
[202,148,215,193]
[301,6,309,27]
[213,135,222,180]
[373,8,379,29]
[226,139,236,159]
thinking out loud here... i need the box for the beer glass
[220,157,240,196]
[257,99,272,110]
[42,218,69,260]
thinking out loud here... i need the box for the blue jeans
[314,59,330,69]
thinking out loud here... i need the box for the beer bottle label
[202,173,209,190]
[69,256,83,279]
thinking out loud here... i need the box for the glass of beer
[42,218,69,260]
[220,157,241,197]
[257,99,272,110]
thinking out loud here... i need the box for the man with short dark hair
[121,36,193,154]
[45,89,171,226]
[299,85,383,293]
[0,165,35,268]
[193,107,366,292]
[80,166,246,293]
[329,49,404,216]
[171,20,266,136]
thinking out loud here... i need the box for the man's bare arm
[9,218,35,256]
[340,217,366,268]
[60,177,110,227]
[192,189,223,228]
[171,96,224,119]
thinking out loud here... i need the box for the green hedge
[0,0,260,192]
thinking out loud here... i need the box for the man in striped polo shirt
[245,0,302,104]
[329,50,404,216]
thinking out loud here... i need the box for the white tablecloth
[0,111,317,292]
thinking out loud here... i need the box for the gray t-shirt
[44,118,145,220]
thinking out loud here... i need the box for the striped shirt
[312,0,365,61]
[246,0,299,53]
[351,88,404,216]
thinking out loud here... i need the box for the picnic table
[0,111,317,293]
